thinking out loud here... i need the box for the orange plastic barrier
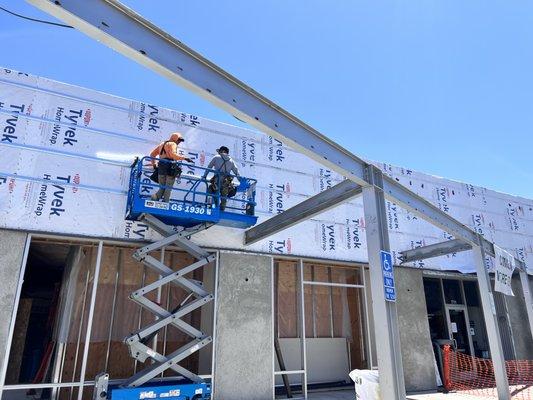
[442,345,533,399]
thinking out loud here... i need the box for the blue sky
[1,1,532,198]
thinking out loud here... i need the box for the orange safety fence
[442,344,533,399]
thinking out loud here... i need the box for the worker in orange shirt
[150,132,193,202]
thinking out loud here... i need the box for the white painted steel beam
[472,242,510,400]
[27,0,367,183]
[245,180,362,245]
[363,165,405,399]
[399,239,472,264]
[27,0,525,273]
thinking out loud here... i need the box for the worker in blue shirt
[203,146,239,211]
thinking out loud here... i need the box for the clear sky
[1,1,532,198]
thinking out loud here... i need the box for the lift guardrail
[126,156,258,229]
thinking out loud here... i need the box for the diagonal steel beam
[245,179,362,245]
[399,239,472,264]
[28,0,527,273]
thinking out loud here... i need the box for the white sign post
[494,246,516,297]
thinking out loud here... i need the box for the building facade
[0,69,532,399]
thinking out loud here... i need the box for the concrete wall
[213,252,273,400]
[506,274,533,360]
[395,266,437,392]
[0,230,28,377]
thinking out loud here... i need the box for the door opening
[445,306,474,356]
[423,276,494,385]
[5,242,70,388]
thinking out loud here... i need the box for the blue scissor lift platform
[126,156,258,229]
[97,157,258,399]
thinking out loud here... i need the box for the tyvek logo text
[506,203,522,232]
[137,104,160,133]
[409,239,427,268]
[345,218,363,250]
[267,183,290,214]
[387,202,400,230]
[124,220,149,239]
[319,169,332,191]
[49,107,83,146]
[436,187,450,213]
[241,139,256,167]
[321,224,336,251]
[180,112,200,127]
[1,102,25,143]
[34,174,72,217]
[267,136,284,162]
[268,238,292,254]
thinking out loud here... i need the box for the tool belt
[209,175,236,197]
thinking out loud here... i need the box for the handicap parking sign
[380,250,396,302]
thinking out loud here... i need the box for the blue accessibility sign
[380,250,396,302]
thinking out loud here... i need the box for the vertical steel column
[298,260,308,399]
[361,267,374,369]
[310,266,317,338]
[77,241,103,400]
[69,269,91,400]
[328,268,334,338]
[518,268,533,340]
[362,166,406,400]
[472,241,510,400]
[104,248,122,372]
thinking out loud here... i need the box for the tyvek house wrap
[0,67,531,274]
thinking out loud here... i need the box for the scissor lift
[126,157,258,229]
[96,157,258,399]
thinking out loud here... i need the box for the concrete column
[395,267,437,392]
[198,259,216,376]
[213,251,273,400]
[506,275,533,360]
[0,230,29,376]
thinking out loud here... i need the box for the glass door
[445,306,474,356]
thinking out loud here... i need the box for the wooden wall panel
[54,246,207,383]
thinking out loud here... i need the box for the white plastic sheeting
[0,67,531,273]
[349,369,381,400]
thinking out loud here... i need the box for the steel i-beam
[399,239,472,264]
[245,180,362,245]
